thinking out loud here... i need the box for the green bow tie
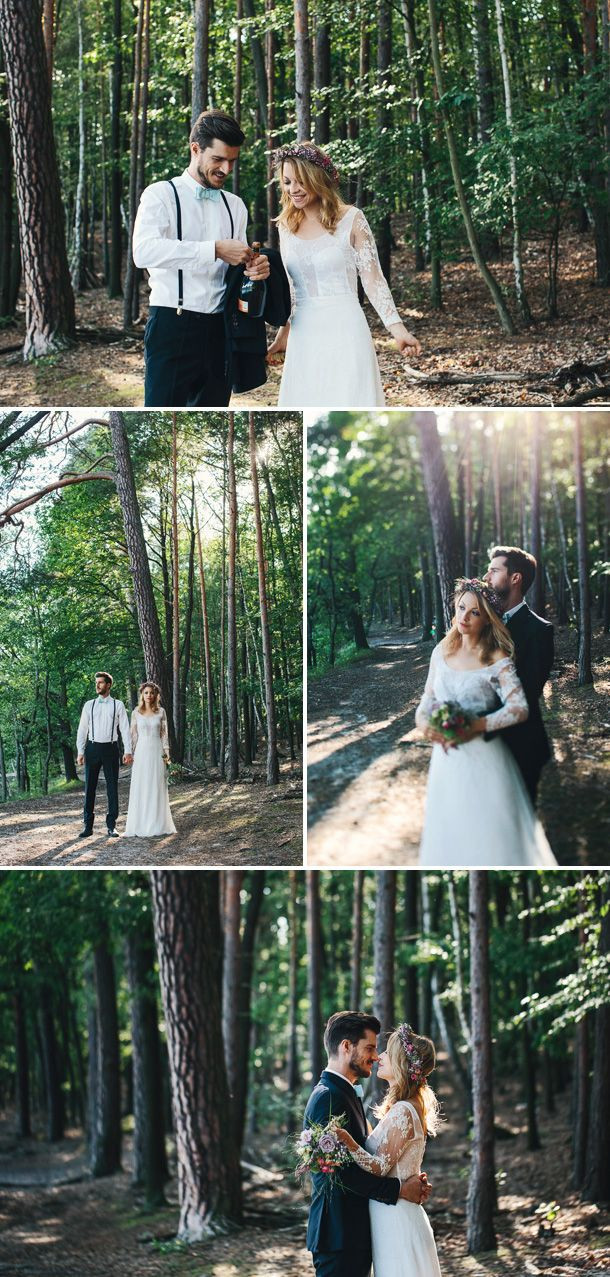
[194,185,222,202]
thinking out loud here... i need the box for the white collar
[325,1067,356,1089]
[504,600,526,621]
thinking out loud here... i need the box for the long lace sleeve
[485,660,529,730]
[130,710,139,753]
[160,709,170,757]
[415,646,441,731]
[349,1103,416,1177]
[350,209,401,330]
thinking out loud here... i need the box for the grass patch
[308,642,377,681]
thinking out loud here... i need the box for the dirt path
[1,232,606,409]
[1,1073,608,1277]
[307,625,609,867]
[0,766,303,866]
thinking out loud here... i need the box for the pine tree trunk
[227,414,239,780]
[195,504,218,767]
[108,412,176,751]
[249,413,279,784]
[373,872,396,1037]
[39,988,65,1141]
[15,988,31,1137]
[404,871,419,1021]
[376,0,393,281]
[416,412,461,630]
[171,416,180,749]
[426,0,516,334]
[306,871,323,1081]
[192,0,210,122]
[90,941,122,1176]
[467,872,497,1253]
[574,414,593,685]
[350,870,364,1008]
[582,883,610,1202]
[222,871,244,1116]
[494,0,532,321]
[70,0,86,292]
[0,0,76,356]
[233,872,265,1147]
[151,871,242,1239]
[313,16,330,144]
[265,0,278,246]
[287,870,300,1093]
[126,925,167,1207]
[294,0,311,139]
[572,1009,590,1188]
[0,729,8,800]
[108,0,123,297]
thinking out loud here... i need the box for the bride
[124,681,177,837]
[415,579,556,866]
[267,142,421,407]
[336,1025,442,1277]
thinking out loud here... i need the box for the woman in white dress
[336,1025,442,1277]
[415,580,556,866]
[267,142,421,407]
[124,682,177,837]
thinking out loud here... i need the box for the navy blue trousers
[144,306,230,407]
[83,742,120,831]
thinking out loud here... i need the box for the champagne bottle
[237,242,267,318]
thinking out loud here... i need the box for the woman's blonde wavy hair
[442,585,514,665]
[374,1028,441,1137]
[276,145,343,235]
[137,681,161,713]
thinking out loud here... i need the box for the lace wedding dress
[124,709,176,837]
[277,207,402,407]
[415,646,556,866]
[349,1101,442,1277]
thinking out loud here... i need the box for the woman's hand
[334,1128,358,1152]
[267,324,290,363]
[393,324,422,359]
[454,717,487,743]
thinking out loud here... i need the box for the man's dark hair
[189,109,245,151]
[324,1011,380,1057]
[95,671,113,687]
[491,545,537,596]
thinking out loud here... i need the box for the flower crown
[396,1024,425,1086]
[273,143,339,184]
[455,577,504,619]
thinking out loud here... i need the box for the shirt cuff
[197,239,217,268]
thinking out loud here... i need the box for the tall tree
[226,413,239,781]
[249,413,279,785]
[0,0,75,357]
[294,0,311,139]
[151,871,242,1239]
[415,411,461,631]
[466,872,496,1254]
[306,871,323,1082]
[89,938,122,1177]
[573,414,593,685]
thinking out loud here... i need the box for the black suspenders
[167,181,235,315]
[90,698,116,743]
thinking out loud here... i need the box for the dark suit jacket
[304,1071,400,1256]
[223,247,291,393]
[491,602,554,784]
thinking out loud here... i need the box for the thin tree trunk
[494,0,532,322]
[574,414,593,685]
[90,941,122,1176]
[416,412,461,629]
[126,924,167,1207]
[108,0,123,297]
[306,871,323,1081]
[227,414,239,780]
[192,0,210,122]
[195,504,218,767]
[582,882,610,1200]
[249,413,279,784]
[467,872,496,1254]
[294,0,311,139]
[287,871,300,1093]
[15,988,31,1137]
[350,871,364,1008]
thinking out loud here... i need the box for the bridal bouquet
[293,1114,353,1199]
[428,699,472,743]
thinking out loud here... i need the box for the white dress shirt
[132,170,248,314]
[77,696,132,754]
[503,600,526,622]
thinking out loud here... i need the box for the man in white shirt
[76,672,132,838]
[132,108,270,407]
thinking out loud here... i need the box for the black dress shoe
[78,828,93,838]
[107,828,119,838]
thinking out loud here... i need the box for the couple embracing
[133,109,420,409]
[304,1010,441,1277]
[415,546,556,865]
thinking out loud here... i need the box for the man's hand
[244,253,270,281]
[123,754,134,765]
[215,239,254,266]
[400,1173,431,1204]
[77,754,84,766]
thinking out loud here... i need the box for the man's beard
[348,1051,370,1079]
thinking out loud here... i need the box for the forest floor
[1,1069,609,1276]
[0,761,303,866]
[0,230,607,409]
[307,622,609,866]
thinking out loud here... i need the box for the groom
[304,1011,430,1277]
[132,108,271,407]
[486,546,554,805]
[76,673,132,838]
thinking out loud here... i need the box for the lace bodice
[349,1101,424,1179]
[279,208,401,329]
[415,645,529,732]
[130,708,170,756]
